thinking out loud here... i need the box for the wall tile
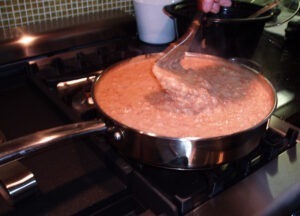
[0,0,134,28]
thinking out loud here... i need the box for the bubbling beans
[94,54,275,138]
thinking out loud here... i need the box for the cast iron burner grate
[26,38,149,122]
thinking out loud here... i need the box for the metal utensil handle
[0,120,107,165]
[156,11,203,69]
[248,0,280,18]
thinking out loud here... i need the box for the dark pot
[164,0,274,58]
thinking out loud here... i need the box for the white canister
[133,0,181,45]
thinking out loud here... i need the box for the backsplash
[0,0,134,28]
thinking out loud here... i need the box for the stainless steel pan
[0,53,277,170]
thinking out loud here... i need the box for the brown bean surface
[94,54,275,138]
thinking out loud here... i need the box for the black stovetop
[0,13,299,215]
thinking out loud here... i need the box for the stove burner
[67,83,101,120]
[71,87,95,112]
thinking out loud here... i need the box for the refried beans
[93,54,275,138]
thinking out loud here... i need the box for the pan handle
[0,120,107,166]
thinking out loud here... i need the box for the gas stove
[0,10,299,216]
